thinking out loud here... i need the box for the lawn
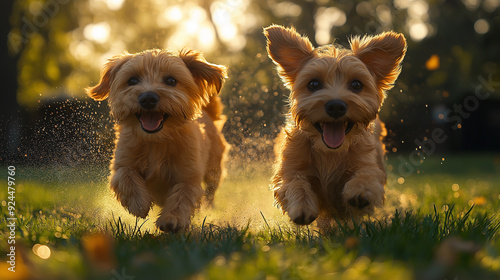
[1,153,500,280]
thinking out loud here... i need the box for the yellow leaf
[82,233,116,270]
[473,196,487,206]
[425,54,440,71]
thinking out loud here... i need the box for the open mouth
[135,112,168,134]
[314,121,355,149]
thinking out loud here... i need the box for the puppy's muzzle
[136,91,168,134]
[139,91,159,109]
[325,100,347,118]
[314,99,354,149]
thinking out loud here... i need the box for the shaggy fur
[86,49,228,233]
[264,25,406,228]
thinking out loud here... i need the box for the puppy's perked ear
[264,25,314,87]
[85,53,132,101]
[350,32,407,92]
[179,50,227,100]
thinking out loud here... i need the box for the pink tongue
[322,122,345,148]
[139,112,164,132]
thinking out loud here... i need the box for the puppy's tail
[203,95,226,132]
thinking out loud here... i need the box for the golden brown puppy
[86,49,228,233]
[264,25,406,228]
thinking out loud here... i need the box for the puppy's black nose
[325,100,347,118]
[138,92,159,109]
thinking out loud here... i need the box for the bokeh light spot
[83,22,111,44]
[104,0,124,10]
[474,19,490,34]
[409,21,428,41]
[32,244,51,259]
[315,7,346,45]
[408,0,429,19]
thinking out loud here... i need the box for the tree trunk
[0,0,21,162]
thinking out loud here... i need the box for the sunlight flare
[210,0,252,51]
[83,22,111,44]
[104,0,124,10]
[158,5,184,26]
[315,7,346,45]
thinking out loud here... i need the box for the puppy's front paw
[156,214,190,233]
[343,179,384,216]
[289,208,318,225]
[111,168,153,218]
[115,184,153,218]
[279,188,319,226]
[122,195,152,218]
[347,195,371,209]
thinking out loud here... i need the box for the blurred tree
[4,0,500,164]
[9,0,80,106]
[1,0,19,160]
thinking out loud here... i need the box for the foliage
[6,0,500,159]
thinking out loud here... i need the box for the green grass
[1,154,500,280]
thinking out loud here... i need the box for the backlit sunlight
[83,22,111,44]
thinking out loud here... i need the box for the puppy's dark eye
[164,77,177,87]
[349,80,363,93]
[128,77,140,86]
[307,79,322,92]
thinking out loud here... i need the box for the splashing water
[10,96,291,234]
[12,95,467,235]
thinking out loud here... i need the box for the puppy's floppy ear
[264,25,314,87]
[85,53,132,101]
[179,50,227,99]
[350,32,407,92]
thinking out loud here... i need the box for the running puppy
[264,25,406,228]
[87,49,228,232]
